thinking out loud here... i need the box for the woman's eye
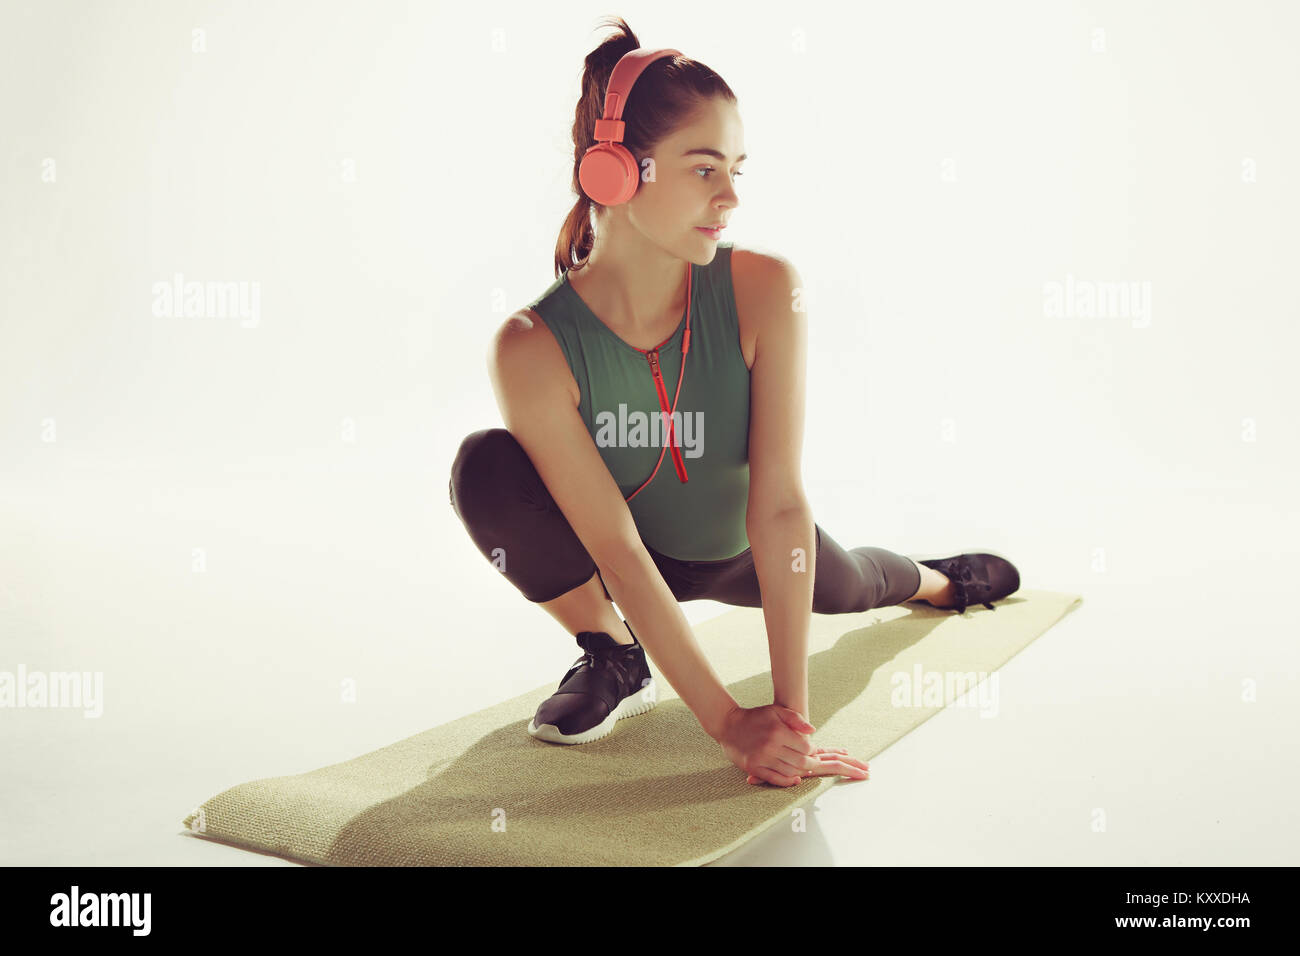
[695,167,744,179]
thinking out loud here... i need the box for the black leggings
[449,428,922,612]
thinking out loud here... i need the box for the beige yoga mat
[181,589,1083,866]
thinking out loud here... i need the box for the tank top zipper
[645,349,689,482]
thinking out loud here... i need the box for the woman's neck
[571,219,689,335]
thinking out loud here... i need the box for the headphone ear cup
[579,143,640,206]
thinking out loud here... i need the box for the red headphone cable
[626,263,692,502]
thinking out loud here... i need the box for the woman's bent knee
[452,428,520,474]
[450,428,526,517]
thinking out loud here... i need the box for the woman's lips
[695,226,722,239]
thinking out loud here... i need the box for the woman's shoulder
[728,240,798,291]
[493,301,572,373]
[490,306,581,409]
[728,241,804,364]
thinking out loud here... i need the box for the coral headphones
[578,46,682,206]
[578,47,693,502]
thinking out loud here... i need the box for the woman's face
[626,97,746,264]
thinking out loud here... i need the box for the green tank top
[525,241,751,561]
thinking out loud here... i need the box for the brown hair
[553,16,737,277]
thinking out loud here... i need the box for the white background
[2,0,1296,866]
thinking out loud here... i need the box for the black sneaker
[527,622,657,744]
[911,550,1021,613]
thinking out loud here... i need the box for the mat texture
[181,588,1083,865]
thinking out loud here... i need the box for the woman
[449,17,1020,788]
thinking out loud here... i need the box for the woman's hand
[745,747,868,786]
[714,704,870,787]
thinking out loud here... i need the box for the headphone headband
[592,47,681,144]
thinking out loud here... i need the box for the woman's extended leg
[910,563,958,606]
[448,427,631,644]
[698,523,941,613]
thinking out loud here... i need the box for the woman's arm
[599,546,741,739]
[735,249,814,717]
[747,505,814,718]
[489,312,740,739]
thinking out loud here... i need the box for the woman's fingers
[781,728,819,758]
[823,759,869,778]
[786,746,868,776]
[816,751,868,772]
[743,746,870,786]
[747,766,802,786]
[756,755,868,785]
[796,750,869,779]
[751,767,801,787]
[809,748,868,772]
[768,753,809,778]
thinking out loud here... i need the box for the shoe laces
[945,559,996,614]
[579,649,615,673]
[569,636,637,686]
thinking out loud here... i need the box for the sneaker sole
[526,676,659,745]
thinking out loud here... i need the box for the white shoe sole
[527,677,659,745]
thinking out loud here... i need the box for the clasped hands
[714,703,870,787]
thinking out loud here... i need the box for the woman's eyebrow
[682,148,747,162]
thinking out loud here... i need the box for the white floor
[2,461,1295,867]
